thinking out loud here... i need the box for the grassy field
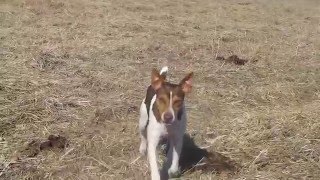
[1,0,320,179]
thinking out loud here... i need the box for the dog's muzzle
[163,112,174,124]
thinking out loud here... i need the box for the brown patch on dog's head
[151,68,193,124]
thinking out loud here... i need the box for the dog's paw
[168,167,181,178]
[139,143,147,156]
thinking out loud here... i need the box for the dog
[139,66,193,180]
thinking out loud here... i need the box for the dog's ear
[151,68,164,90]
[180,72,193,93]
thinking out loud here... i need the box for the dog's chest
[155,124,169,137]
[159,123,182,138]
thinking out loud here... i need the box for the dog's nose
[163,112,173,123]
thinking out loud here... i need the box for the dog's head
[151,68,193,124]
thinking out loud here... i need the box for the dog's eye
[158,97,166,103]
[174,100,182,106]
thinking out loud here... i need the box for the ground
[1,0,320,179]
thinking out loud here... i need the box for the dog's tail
[160,66,168,79]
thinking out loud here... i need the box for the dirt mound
[216,55,248,65]
[21,135,68,157]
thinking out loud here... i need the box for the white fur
[139,67,187,180]
[160,91,175,124]
[160,66,168,75]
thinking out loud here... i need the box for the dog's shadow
[160,134,237,179]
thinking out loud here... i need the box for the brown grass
[1,0,320,179]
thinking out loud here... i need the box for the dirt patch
[21,135,68,157]
[238,2,251,6]
[21,140,40,158]
[216,55,248,65]
[40,135,68,150]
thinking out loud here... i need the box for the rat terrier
[139,66,193,180]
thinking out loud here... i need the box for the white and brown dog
[139,66,193,180]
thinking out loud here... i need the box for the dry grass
[1,0,320,179]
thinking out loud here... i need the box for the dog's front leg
[148,132,161,180]
[139,100,148,156]
[168,135,183,178]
